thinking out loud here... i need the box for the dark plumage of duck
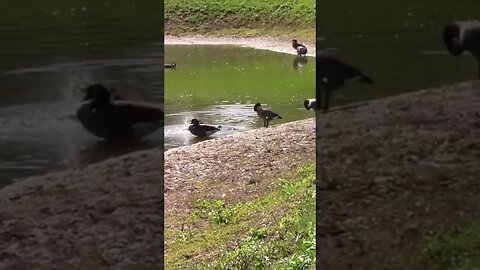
[253,103,282,128]
[317,56,373,112]
[188,119,221,137]
[83,85,124,101]
[443,21,480,78]
[292,39,308,56]
[165,63,176,69]
[77,84,164,141]
[304,99,318,111]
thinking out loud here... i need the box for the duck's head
[253,103,262,112]
[443,23,465,55]
[83,84,111,106]
[304,99,316,110]
[190,119,200,126]
[292,39,298,47]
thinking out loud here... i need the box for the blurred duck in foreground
[443,21,480,78]
[317,56,373,112]
[77,83,164,142]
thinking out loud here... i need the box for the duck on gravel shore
[292,39,308,56]
[77,83,164,141]
[253,103,282,128]
[188,118,221,137]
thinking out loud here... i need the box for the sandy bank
[165,35,316,57]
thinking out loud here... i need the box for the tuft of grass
[374,223,480,270]
[193,199,237,225]
[165,163,316,269]
[201,169,316,269]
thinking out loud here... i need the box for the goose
[253,103,282,128]
[292,39,308,56]
[304,99,318,111]
[443,21,480,78]
[76,84,164,141]
[317,56,373,112]
[188,119,221,137]
[165,63,176,69]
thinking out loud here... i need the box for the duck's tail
[359,75,374,84]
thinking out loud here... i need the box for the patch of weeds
[201,176,316,269]
[375,223,480,270]
[194,199,237,225]
[166,163,316,268]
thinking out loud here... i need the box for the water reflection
[164,45,316,150]
[293,56,309,69]
[0,49,163,186]
[164,103,255,149]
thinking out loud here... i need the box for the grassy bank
[375,222,480,270]
[164,0,315,42]
[165,163,316,269]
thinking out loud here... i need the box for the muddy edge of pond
[164,35,316,57]
[0,81,479,268]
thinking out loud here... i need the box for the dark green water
[317,1,480,107]
[164,45,316,150]
[0,2,163,186]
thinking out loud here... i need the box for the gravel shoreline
[1,81,479,269]
[165,35,316,57]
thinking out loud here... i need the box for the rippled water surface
[0,1,162,186]
[317,1,480,107]
[164,45,316,150]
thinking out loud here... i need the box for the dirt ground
[315,81,480,269]
[165,35,316,57]
[0,80,479,269]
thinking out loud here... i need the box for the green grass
[375,223,480,270]
[164,0,315,41]
[165,163,316,269]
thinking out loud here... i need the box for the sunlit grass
[165,163,316,269]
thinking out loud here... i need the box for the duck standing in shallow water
[253,103,282,128]
[188,119,221,137]
[292,39,308,56]
[443,21,480,78]
[76,84,164,142]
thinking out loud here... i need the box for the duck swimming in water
[188,118,221,137]
[77,84,164,141]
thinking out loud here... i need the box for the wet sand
[165,35,316,57]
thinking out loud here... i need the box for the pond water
[0,1,163,186]
[164,45,316,150]
[317,1,480,107]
